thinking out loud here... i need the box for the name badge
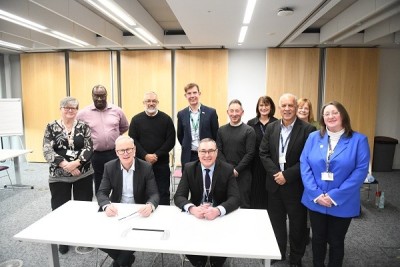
[279,156,286,164]
[321,172,334,181]
[66,150,78,157]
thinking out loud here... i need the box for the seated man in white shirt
[97,136,159,267]
[174,138,240,267]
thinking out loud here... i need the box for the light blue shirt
[279,119,296,171]
[189,105,201,151]
[120,163,135,204]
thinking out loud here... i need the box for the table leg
[4,155,34,189]
[47,244,60,267]
[264,259,271,267]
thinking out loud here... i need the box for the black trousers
[309,210,352,267]
[267,189,307,264]
[152,163,171,205]
[186,255,226,267]
[91,150,117,193]
[49,175,93,210]
[100,248,134,266]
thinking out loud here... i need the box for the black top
[128,111,176,165]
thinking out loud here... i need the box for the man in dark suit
[174,138,240,267]
[259,93,316,267]
[177,83,219,170]
[97,136,159,267]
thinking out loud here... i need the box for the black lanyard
[280,132,291,153]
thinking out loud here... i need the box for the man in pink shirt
[77,85,129,194]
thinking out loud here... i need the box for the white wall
[375,48,400,169]
[228,49,266,124]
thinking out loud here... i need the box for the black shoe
[290,262,302,267]
[58,245,69,254]
[120,254,135,267]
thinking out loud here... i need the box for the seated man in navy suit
[174,138,240,267]
[97,136,159,267]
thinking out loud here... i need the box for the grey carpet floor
[1,162,400,267]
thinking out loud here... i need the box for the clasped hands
[60,160,81,176]
[273,171,287,185]
[316,194,334,207]
[145,154,158,164]
[189,204,220,220]
[105,203,153,218]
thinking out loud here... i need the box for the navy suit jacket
[300,131,370,217]
[97,158,160,210]
[177,104,219,167]
[174,159,240,214]
[259,119,316,196]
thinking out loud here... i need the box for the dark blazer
[177,104,219,167]
[259,119,316,195]
[97,158,160,209]
[174,159,240,214]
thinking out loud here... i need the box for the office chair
[0,165,14,190]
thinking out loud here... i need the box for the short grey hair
[198,138,217,149]
[144,91,158,99]
[279,93,297,107]
[60,97,79,109]
[115,135,135,146]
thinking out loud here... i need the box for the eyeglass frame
[62,107,78,111]
[116,147,135,155]
[323,111,340,117]
[198,149,217,155]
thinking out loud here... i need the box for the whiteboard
[0,98,24,136]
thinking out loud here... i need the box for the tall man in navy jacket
[177,83,219,170]
[259,93,316,267]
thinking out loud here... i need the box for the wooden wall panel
[120,50,172,121]
[325,48,379,156]
[20,52,67,162]
[69,51,113,107]
[266,48,320,118]
[175,50,228,124]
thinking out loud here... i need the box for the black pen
[118,211,138,221]
[131,228,164,232]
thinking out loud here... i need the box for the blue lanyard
[326,136,334,172]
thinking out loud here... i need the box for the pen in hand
[118,211,138,221]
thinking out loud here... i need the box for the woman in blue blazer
[300,101,370,267]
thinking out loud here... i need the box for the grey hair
[60,97,79,109]
[198,138,217,149]
[115,135,135,146]
[279,93,298,107]
[144,91,158,99]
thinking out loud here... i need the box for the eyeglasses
[198,149,217,155]
[323,111,340,117]
[63,107,78,111]
[144,99,159,104]
[116,147,135,155]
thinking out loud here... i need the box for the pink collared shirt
[77,104,129,151]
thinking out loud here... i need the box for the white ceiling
[0,0,399,54]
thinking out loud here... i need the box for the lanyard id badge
[321,172,334,181]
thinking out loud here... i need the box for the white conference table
[14,200,281,267]
[0,149,33,188]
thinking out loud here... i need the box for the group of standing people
[42,82,370,267]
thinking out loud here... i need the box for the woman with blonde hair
[297,98,320,129]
